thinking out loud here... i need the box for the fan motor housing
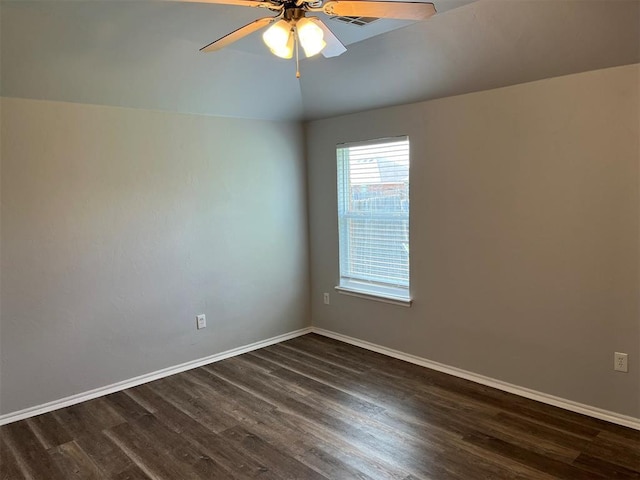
[284,7,306,21]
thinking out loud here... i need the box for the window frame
[335,136,412,306]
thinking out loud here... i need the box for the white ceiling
[1,0,638,121]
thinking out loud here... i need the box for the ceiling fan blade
[174,0,281,9]
[308,18,347,58]
[200,17,274,52]
[322,1,436,20]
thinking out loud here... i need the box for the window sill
[334,286,413,307]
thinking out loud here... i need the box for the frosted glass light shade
[297,18,326,58]
[263,20,294,59]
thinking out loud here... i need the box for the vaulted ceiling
[1,0,638,121]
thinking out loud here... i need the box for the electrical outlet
[323,293,330,305]
[614,352,628,372]
[196,314,206,330]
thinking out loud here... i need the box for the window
[336,137,411,304]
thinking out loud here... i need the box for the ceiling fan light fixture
[262,20,294,58]
[296,17,326,58]
[198,0,437,68]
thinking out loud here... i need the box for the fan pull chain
[294,27,300,79]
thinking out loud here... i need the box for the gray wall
[306,64,640,418]
[0,97,309,415]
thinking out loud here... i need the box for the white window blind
[337,137,410,301]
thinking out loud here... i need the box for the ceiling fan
[181,0,436,75]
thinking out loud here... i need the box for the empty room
[1,0,639,478]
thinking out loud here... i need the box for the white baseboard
[0,327,313,426]
[311,327,640,431]
[3,325,638,431]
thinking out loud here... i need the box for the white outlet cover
[614,352,628,372]
[196,314,206,330]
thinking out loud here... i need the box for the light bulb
[297,18,326,58]
[263,20,294,59]
[270,34,294,59]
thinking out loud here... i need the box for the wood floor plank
[491,411,590,456]
[572,452,640,479]
[185,368,282,422]
[104,415,226,480]
[279,341,435,404]
[286,334,399,369]
[145,375,240,433]
[1,420,66,478]
[103,421,188,480]
[248,347,418,406]
[435,436,561,480]
[124,385,279,478]
[53,398,126,439]
[257,361,464,452]
[180,365,377,480]
[269,342,373,380]
[49,440,107,480]
[294,444,382,480]
[296,334,448,384]
[204,357,473,479]
[73,430,136,479]
[113,464,153,480]
[2,333,638,480]
[102,391,151,423]
[260,407,411,479]
[185,365,409,479]
[251,347,481,442]
[0,434,27,480]
[26,413,73,450]
[279,338,373,374]
[223,354,316,399]
[134,378,390,479]
[216,357,386,419]
[583,429,640,472]
[131,413,235,479]
[220,425,328,480]
[415,366,607,439]
[597,421,640,441]
[462,431,608,479]
[402,387,584,464]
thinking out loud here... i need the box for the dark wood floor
[1,333,639,479]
